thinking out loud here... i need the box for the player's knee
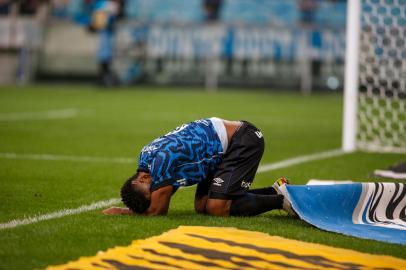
[194,195,208,214]
[194,200,206,214]
[205,199,231,216]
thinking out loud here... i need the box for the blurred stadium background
[0,0,346,92]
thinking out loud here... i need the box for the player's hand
[103,207,134,215]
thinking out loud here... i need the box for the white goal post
[342,0,406,153]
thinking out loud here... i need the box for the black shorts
[195,121,265,200]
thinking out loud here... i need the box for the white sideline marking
[0,108,79,121]
[0,153,136,164]
[257,149,345,173]
[0,198,121,230]
[0,149,344,167]
[0,149,345,230]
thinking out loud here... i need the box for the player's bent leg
[205,198,232,216]
[229,193,284,216]
[195,195,208,214]
[194,178,212,214]
[205,194,284,217]
[248,186,277,195]
[205,121,271,217]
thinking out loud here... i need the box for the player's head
[120,171,152,213]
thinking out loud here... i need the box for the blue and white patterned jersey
[138,119,224,191]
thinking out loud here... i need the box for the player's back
[138,119,224,188]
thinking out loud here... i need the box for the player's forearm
[145,205,169,216]
[146,185,173,215]
[102,207,134,215]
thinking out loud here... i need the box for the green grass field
[0,85,405,270]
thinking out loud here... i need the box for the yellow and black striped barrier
[48,226,406,270]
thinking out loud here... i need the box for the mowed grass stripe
[0,152,135,164]
[0,149,344,230]
[0,108,80,121]
[0,148,344,169]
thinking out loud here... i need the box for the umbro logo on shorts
[213,177,224,187]
[254,131,263,138]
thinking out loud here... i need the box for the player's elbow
[195,204,206,214]
[194,197,207,214]
[146,206,168,216]
[195,207,206,214]
[147,211,167,216]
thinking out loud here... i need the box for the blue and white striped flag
[286,183,406,245]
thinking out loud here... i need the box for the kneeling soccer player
[103,117,295,216]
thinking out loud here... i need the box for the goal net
[343,0,406,153]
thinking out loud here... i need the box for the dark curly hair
[120,173,151,214]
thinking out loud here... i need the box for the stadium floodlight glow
[343,0,406,153]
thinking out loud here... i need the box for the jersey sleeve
[149,151,176,191]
